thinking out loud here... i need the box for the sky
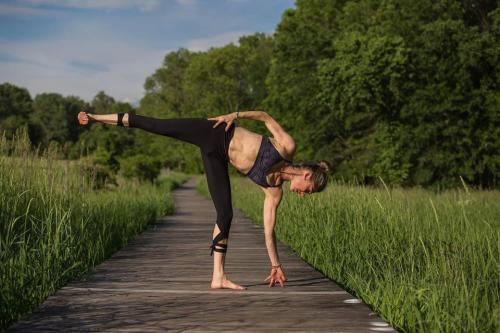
[0,0,295,104]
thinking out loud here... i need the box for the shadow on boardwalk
[7,177,396,332]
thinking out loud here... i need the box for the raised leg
[127,113,217,152]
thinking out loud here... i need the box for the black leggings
[128,113,236,256]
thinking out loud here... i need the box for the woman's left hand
[207,113,237,132]
[265,267,287,287]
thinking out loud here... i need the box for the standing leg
[201,152,246,290]
[116,112,243,288]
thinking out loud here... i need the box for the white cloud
[23,0,161,11]
[175,0,196,6]
[0,29,254,103]
[0,22,170,103]
[184,31,250,52]
[0,0,292,103]
[0,4,65,16]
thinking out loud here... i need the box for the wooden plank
[6,177,396,333]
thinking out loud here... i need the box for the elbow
[261,111,271,122]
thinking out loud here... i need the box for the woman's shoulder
[269,136,294,162]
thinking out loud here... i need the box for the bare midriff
[228,127,292,184]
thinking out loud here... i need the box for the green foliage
[0,83,33,139]
[119,154,162,183]
[1,2,499,189]
[239,33,274,110]
[183,44,249,116]
[317,32,410,182]
[0,132,190,330]
[92,90,116,114]
[265,0,343,161]
[266,0,500,188]
[135,33,275,173]
[142,48,195,117]
[397,14,499,188]
[31,93,79,147]
[370,123,412,184]
[84,146,118,189]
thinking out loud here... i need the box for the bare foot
[211,276,246,290]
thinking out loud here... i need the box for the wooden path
[7,177,396,332]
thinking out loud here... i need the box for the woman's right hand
[264,266,287,287]
[78,112,90,125]
[207,112,237,132]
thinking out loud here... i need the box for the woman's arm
[263,194,281,266]
[236,110,267,122]
[207,111,258,132]
[239,111,296,156]
[209,111,296,155]
[262,189,287,287]
[78,112,130,127]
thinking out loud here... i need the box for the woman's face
[289,169,314,198]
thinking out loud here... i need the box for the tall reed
[0,129,189,330]
[197,175,499,333]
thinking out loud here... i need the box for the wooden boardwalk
[7,177,396,332]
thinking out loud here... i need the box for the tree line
[1,0,498,188]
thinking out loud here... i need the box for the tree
[0,83,33,140]
[267,0,499,187]
[317,32,410,183]
[92,91,115,115]
[183,44,248,117]
[31,93,72,147]
[141,48,195,117]
[119,154,162,183]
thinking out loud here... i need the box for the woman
[77,111,330,290]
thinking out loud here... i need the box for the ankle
[212,272,225,280]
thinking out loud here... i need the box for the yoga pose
[77,111,330,290]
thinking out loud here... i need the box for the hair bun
[317,160,331,173]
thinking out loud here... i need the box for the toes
[222,279,246,290]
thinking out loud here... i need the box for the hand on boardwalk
[77,112,90,125]
[265,267,287,287]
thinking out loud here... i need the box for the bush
[119,154,162,183]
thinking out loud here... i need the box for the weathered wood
[7,177,397,332]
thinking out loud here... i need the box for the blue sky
[0,0,295,104]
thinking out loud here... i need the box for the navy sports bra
[245,136,292,188]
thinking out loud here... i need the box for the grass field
[0,131,190,330]
[197,175,499,333]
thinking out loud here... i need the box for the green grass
[197,175,500,333]
[0,130,190,330]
